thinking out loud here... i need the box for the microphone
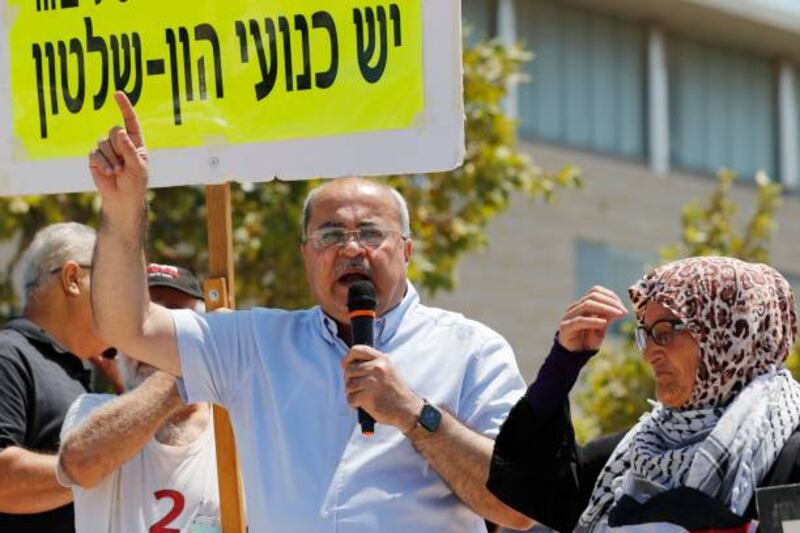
[347,280,377,436]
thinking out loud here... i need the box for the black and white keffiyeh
[576,257,800,532]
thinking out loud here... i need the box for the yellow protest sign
[7,0,424,160]
[0,0,463,195]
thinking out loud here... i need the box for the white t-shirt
[61,394,220,533]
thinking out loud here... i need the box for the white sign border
[0,0,464,196]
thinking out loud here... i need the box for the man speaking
[88,92,531,532]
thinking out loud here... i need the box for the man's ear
[59,261,84,297]
[403,237,413,264]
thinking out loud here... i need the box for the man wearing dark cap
[57,264,220,533]
[145,263,206,309]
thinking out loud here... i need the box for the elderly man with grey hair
[0,222,115,533]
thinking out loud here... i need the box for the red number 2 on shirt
[150,489,186,533]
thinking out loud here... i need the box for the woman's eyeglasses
[635,319,688,351]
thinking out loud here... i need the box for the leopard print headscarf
[629,256,797,409]
[576,257,800,532]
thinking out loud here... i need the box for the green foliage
[661,170,782,263]
[388,39,581,293]
[0,38,579,316]
[574,170,791,443]
[787,344,800,380]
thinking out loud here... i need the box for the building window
[669,35,776,182]
[516,0,645,160]
[462,0,497,46]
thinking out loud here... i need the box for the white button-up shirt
[172,283,525,532]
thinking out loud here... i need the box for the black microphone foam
[347,280,377,313]
[347,280,377,436]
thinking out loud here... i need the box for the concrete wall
[430,140,800,381]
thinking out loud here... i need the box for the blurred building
[431,0,800,380]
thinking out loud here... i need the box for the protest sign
[0,0,464,195]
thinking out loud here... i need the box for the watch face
[419,403,442,432]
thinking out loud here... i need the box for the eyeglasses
[306,227,406,250]
[50,264,92,274]
[635,319,689,351]
[49,264,92,274]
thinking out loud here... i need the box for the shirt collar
[6,317,71,354]
[316,310,339,345]
[315,282,420,346]
[376,282,419,344]
[5,317,90,378]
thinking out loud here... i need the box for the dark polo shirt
[0,318,91,532]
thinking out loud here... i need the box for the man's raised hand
[89,91,149,208]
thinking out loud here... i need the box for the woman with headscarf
[487,257,800,532]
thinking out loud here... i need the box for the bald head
[302,178,410,238]
[299,177,414,323]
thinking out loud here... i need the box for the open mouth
[338,272,371,285]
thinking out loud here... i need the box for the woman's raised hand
[558,286,628,352]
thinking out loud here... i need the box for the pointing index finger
[113,90,144,148]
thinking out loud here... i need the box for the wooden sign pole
[204,183,247,533]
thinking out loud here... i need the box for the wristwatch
[417,399,442,433]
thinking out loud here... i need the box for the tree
[0,38,580,316]
[573,170,799,443]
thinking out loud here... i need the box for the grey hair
[19,222,96,308]
[301,179,411,237]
